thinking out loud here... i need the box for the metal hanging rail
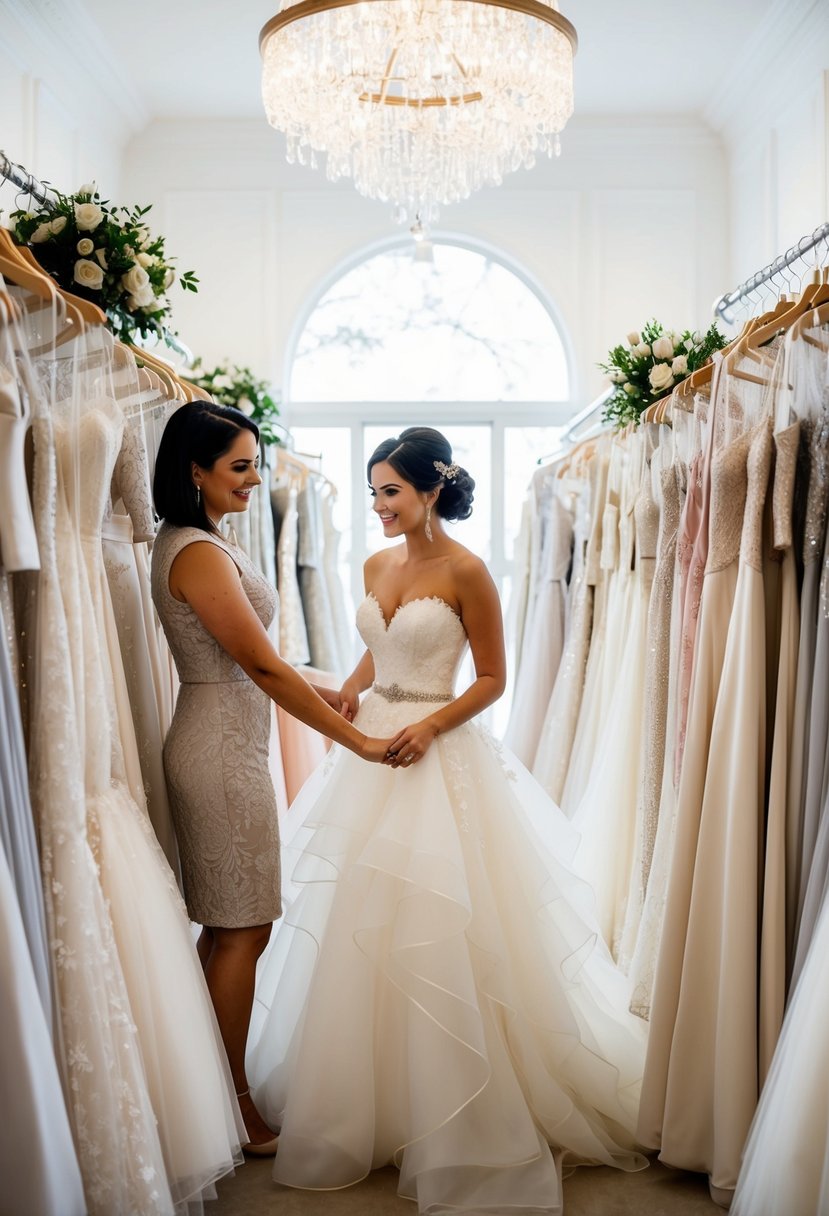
[0,150,55,207]
[714,221,829,324]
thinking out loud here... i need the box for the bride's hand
[360,735,397,764]
[385,720,439,769]
[313,684,342,713]
[339,678,362,721]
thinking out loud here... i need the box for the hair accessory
[433,459,460,480]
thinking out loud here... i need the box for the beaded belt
[372,681,453,704]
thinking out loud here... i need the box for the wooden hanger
[0,227,59,304]
[676,313,766,400]
[14,243,107,328]
[128,346,180,400]
[143,349,202,403]
[176,374,212,402]
[0,227,87,349]
[740,274,829,360]
[791,300,829,351]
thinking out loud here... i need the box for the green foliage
[599,319,728,428]
[8,184,198,346]
[190,359,283,446]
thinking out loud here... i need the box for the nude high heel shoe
[236,1088,280,1157]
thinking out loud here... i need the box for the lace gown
[248,594,647,1216]
[103,410,180,877]
[56,394,245,1208]
[152,523,281,927]
[25,408,173,1215]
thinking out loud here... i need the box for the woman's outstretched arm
[170,541,391,762]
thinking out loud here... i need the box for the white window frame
[282,236,577,608]
[283,402,573,608]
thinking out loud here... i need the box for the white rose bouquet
[9,185,198,344]
[599,319,728,427]
[190,359,283,447]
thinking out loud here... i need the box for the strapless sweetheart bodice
[357,594,467,704]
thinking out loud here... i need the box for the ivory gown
[249,593,648,1215]
[532,462,595,805]
[505,483,571,768]
[640,403,774,1204]
[56,374,245,1209]
[571,428,657,957]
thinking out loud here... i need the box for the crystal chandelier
[259,0,577,223]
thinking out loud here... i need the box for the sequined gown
[248,593,647,1216]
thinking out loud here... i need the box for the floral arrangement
[190,359,283,446]
[599,320,728,427]
[8,184,198,344]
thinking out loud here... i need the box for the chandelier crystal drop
[260,0,577,223]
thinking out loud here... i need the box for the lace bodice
[56,400,124,541]
[358,594,467,700]
[151,523,277,683]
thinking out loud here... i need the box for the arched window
[290,242,569,402]
[284,238,573,705]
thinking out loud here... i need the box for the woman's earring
[195,484,201,507]
[425,503,433,543]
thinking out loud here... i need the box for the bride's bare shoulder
[449,547,496,593]
[364,545,405,585]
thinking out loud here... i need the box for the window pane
[288,426,355,623]
[503,426,566,560]
[363,425,491,560]
[291,244,568,402]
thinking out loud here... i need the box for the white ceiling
[78,0,775,123]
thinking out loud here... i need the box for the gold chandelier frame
[261,0,578,110]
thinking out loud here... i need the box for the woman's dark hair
[367,426,475,521]
[153,400,260,532]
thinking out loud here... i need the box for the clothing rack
[714,221,829,324]
[0,151,55,206]
[536,389,611,464]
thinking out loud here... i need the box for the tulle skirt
[732,890,829,1216]
[248,693,647,1214]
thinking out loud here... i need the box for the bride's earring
[195,484,201,507]
[425,503,433,543]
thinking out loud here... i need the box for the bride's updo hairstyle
[368,427,475,521]
[153,400,260,533]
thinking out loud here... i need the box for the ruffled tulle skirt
[248,693,647,1214]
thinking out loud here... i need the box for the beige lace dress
[152,523,281,927]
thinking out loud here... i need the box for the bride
[248,427,648,1214]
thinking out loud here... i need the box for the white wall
[705,0,829,302]
[3,0,827,411]
[124,115,728,415]
[0,0,146,210]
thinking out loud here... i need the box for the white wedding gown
[248,594,647,1215]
